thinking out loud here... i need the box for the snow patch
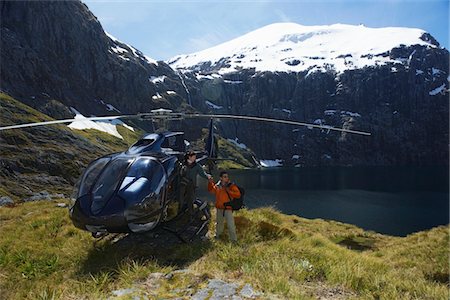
[227,138,248,149]
[313,119,324,125]
[205,100,223,109]
[167,91,177,95]
[106,31,157,65]
[67,108,133,139]
[429,84,446,96]
[223,79,243,84]
[152,93,163,100]
[341,111,361,117]
[98,99,121,113]
[196,73,223,80]
[432,68,442,76]
[415,69,424,75]
[144,55,158,65]
[260,159,283,167]
[149,75,167,84]
[110,45,128,54]
[106,104,120,113]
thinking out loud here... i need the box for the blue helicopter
[0,109,370,240]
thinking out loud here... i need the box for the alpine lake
[197,166,449,236]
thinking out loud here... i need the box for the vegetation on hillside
[0,93,255,203]
[0,200,447,299]
[0,93,140,201]
[1,93,448,299]
[190,128,258,170]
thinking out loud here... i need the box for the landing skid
[161,198,211,243]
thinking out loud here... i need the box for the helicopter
[0,108,371,241]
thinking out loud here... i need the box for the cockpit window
[78,157,110,198]
[132,139,155,147]
[91,157,133,214]
[118,157,166,207]
[161,134,186,153]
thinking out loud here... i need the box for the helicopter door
[118,157,167,231]
[118,157,166,206]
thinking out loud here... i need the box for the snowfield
[168,22,435,74]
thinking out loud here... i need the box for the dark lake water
[197,166,449,236]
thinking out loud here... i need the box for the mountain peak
[167,22,434,74]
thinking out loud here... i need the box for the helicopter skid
[85,224,107,233]
[128,220,159,233]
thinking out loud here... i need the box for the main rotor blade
[0,110,371,136]
[0,115,131,131]
[184,113,371,136]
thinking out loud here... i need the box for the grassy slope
[0,93,142,201]
[1,93,448,299]
[0,92,250,202]
[0,201,447,300]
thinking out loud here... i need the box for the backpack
[224,184,245,211]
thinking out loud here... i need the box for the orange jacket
[208,181,241,210]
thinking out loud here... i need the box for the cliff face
[1,2,448,167]
[170,24,449,166]
[181,50,449,166]
[0,1,188,119]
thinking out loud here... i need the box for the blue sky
[84,0,449,61]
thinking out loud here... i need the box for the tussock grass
[0,202,448,299]
[0,93,143,201]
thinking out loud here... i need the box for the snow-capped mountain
[1,1,448,167]
[167,22,448,166]
[168,22,438,74]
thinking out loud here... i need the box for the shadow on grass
[334,236,377,251]
[78,220,213,276]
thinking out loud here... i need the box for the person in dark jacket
[179,151,212,217]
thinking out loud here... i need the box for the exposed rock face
[178,44,449,166]
[1,2,448,167]
[0,1,188,118]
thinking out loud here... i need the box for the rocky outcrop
[0,1,188,118]
[180,44,449,166]
[1,2,448,167]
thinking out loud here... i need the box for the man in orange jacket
[208,171,241,242]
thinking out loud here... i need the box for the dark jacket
[182,162,209,186]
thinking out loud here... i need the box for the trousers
[216,209,237,242]
[179,181,195,215]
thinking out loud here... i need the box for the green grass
[0,202,447,299]
[0,93,142,201]
[1,92,448,298]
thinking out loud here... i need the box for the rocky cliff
[169,24,449,166]
[0,1,190,119]
[1,3,448,167]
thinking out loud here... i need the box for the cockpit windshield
[78,157,111,198]
[91,157,133,214]
[118,157,166,207]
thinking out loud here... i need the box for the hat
[185,150,196,160]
